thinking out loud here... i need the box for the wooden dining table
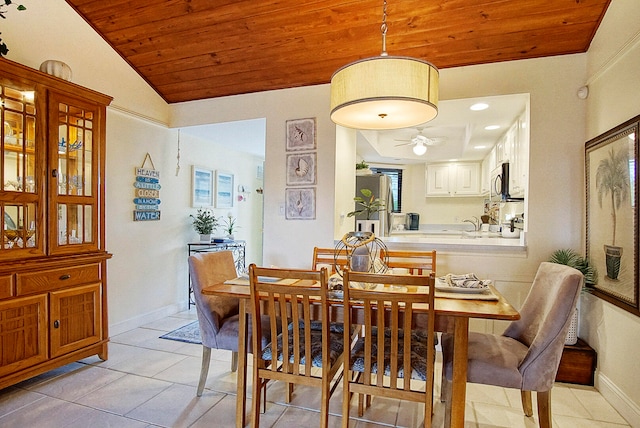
[202,278,519,428]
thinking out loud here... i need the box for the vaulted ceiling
[65,0,610,104]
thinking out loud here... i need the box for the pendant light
[330,0,439,130]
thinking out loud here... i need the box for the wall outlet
[279,204,285,215]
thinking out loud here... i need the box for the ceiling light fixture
[470,103,489,111]
[330,0,439,130]
[484,125,500,130]
[412,141,427,156]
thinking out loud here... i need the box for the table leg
[448,317,469,428]
[236,299,248,428]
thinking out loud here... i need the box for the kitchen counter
[382,227,526,253]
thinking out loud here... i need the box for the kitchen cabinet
[485,110,528,198]
[426,162,480,197]
[0,58,111,390]
[480,156,490,195]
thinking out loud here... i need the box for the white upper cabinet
[426,162,480,197]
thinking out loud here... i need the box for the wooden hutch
[0,58,111,389]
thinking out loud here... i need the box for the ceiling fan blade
[394,141,414,147]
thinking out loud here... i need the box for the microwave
[490,162,510,201]
[491,162,524,202]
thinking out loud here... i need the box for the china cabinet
[0,58,111,389]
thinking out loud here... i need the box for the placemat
[224,277,300,286]
[434,289,498,301]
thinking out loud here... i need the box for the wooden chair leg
[442,377,452,428]
[342,370,351,428]
[521,390,533,416]
[231,351,238,372]
[440,372,451,404]
[537,390,552,428]
[196,346,211,397]
[262,381,267,413]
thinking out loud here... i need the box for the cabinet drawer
[16,264,101,295]
[0,275,14,299]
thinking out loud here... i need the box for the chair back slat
[342,269,436,427]
[380,249,436,276]
[312,246,349,273]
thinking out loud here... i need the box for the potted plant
[595,147,630,280]
[190,208,218,243]
[347,188,386,235]
[548,248,597,287]
[355,160,372,176]
[221,214,239,240]
[548,248,598,345]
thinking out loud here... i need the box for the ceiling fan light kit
[412,141,427,155]
[330,0,439,130]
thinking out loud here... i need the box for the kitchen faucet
[463,216,480,232]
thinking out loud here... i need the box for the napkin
[441,273,490,289]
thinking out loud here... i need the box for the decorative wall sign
[286,152,317,185]
[285,187,316,220]
[215,171,234,208]
[286,117,316,151]
[192,166,213,207]
[585,114,638,316]
[133,153,161,221]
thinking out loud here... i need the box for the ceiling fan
[394,128,447,155]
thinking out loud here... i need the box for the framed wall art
[286,117,316,151]
[585,114,639,316]
[215,170,234,208]
[285,187,316,220]
[286,152,317,186]
[191,166,213,207]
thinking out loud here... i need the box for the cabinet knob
[54,320,60,328]
[52,169,58,177]
[59,274,71,280]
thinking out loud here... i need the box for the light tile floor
[0,309,631,427]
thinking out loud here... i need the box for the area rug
[160,320,202,344]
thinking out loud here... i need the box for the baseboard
[109,301,188,336]
[596,372,640,427]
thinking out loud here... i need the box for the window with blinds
[370,167,402,212]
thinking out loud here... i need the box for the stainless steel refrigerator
[355,174,394,236]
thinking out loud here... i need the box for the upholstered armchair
[189,251,272,396]
[441,262,583,428]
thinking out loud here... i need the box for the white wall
[581,2,640,425]
[4,0,639,423]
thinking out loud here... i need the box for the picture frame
[286,152,317,186]
[285,187,316,220]
[585,114,639,316]
[286,117,316,151]
[191,166,213,207]
[215,171,234,208]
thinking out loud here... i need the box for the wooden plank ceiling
[65,0,610,104]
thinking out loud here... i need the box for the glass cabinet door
[1,80,43,258]
[49,92,100,254]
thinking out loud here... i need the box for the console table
[187,240,246,308]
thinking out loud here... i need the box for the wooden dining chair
[440,262,583,428]
[248,264,350,428]
[341,269,437,428]
[188,251,273,397]
[312,246,349,273]
[380,249,436,275]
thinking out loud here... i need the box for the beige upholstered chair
[341,270,437,428]
[441,262,583,428]
[189,251,272,397]
[248,264,349,428]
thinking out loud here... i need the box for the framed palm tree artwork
[585,114,639,316]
